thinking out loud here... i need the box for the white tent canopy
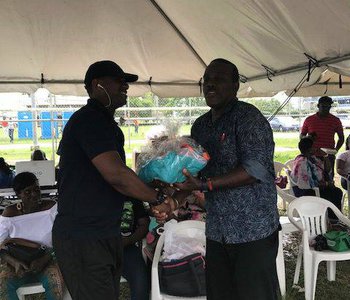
[1,0,350,98]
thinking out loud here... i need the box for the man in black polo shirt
[53,60,176,300]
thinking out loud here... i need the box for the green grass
[274,150,299,164]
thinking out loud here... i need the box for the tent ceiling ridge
[0,80,202,87]
[246,53,350,82]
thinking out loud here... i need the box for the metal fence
[0,95,210,166]
[1,93,348,167]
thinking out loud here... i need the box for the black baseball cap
[84,60,138,87]
[318,96,333,105]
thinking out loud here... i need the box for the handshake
[149,168,203,223]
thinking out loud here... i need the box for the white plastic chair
[274,161,291,210]
[274,161,288,177]
[284,159,294,170]
[277,216,301,298]
[151,220,206,300]
[287,196,350,300]
[151,220,287,299]
[17,284,72,300]
[16,283,45,300]
[276,185,296,211]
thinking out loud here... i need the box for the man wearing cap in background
[53,60,176,300]
[301,96,344,179]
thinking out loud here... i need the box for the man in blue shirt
[174,59,280,300]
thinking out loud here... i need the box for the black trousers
[53,235,122,300]
[206,230,279,300]
[328,154,336,181]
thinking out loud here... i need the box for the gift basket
[137,124,209,184]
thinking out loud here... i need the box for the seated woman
[336,134,350,190]
[0,172,64,300]
[0,157,15,188]
[291,138,343,220]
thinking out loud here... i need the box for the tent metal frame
[1,54,349,88]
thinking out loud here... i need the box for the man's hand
[174,169,201,191]
[151,196,177,223]
[150,180,178,196]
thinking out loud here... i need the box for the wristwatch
[149,191,167,207]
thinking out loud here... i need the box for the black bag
[5,243,46,265]
[159,252,206,297]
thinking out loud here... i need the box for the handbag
[324,231,350,252]
[159,252,206,297]
[5,243,47,265]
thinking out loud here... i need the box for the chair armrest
[151,234,165,299]
[286,170,297,187]
[312,187,320,197]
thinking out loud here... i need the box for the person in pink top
[301,96,344,179]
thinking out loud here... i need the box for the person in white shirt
[8,118,15,143]
[0,172,64,300]
[336,135,350,190]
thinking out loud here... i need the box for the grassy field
[2,125,349,167]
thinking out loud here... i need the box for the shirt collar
[316,112,332,119]
[88,98,115,122]
[206,98,238,125]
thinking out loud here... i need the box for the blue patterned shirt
[191,100,279,243]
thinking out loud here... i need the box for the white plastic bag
[162,220,206,261]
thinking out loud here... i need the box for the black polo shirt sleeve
[73,110,118,160]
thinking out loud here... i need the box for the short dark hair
[0,157,12,175]
[13,172,38,195]
[210,58,240,83]
[298,137,313,154]
[31,149,46,161]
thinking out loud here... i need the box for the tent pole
[149,0,207,69]
[31,94,38,147]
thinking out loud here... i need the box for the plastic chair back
[285,159,294,170]
[287,196,341,240]
[276,185,295,203]
[274,161,288,177]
